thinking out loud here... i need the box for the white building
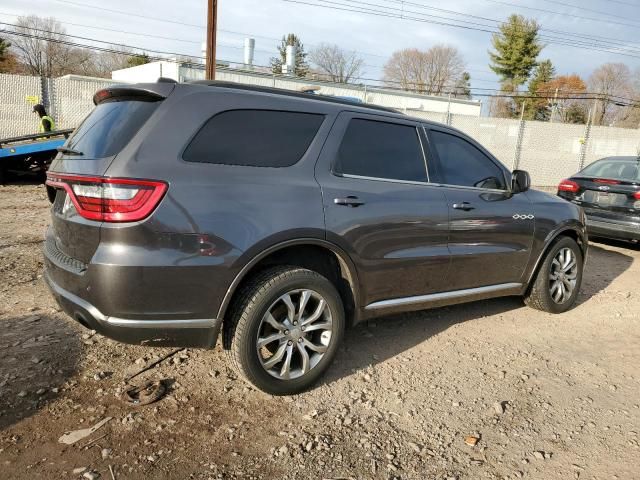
[112,61,482,117]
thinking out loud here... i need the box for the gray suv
[44,81,587,395]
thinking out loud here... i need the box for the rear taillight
[46,173,167,222]
[558,179,580,193]
[633,191,640,200]
[594,178,621,185]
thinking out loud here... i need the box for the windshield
[65,100,159,158]
[580,158,640,182]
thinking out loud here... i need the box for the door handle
[334,196,365,207]
[452,201,474,211]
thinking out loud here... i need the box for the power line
[386,0,640,49]
[284,0,640,59]
[328,0,640,55]
[50,0,640,64]
[46,0,390,60]
[0,22,205,60]
[537,0,640,24]
[4,1,505,78]
[4,24,638,105]
[484,0,640,30]
[0,12,202,45]
[601,0,640,7]
[0,14,501,80]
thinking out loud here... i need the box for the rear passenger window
[428,130,506,190]
[334,119,427,182]
[183,110,324,167]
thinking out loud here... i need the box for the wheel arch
[525,224,587,290]
[217,238,361,326]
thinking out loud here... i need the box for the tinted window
[580,158,640,181]
[183,110,324,167]
[429,130,506,190]
[66,100,159,158]
[334,119,427,182]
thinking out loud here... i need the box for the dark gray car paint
[44,82,587,348]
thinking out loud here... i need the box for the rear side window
[428,130,506,190]
[183,110,324,167]
[66,100,159,158]
[334,119,427,182]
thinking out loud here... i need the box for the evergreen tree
[0,37,9,62]
[453,71,472,99]
[0,37,19,74]
[127,53,150,68]
[525,59,555,120]
[270,34,309,77]
[489,14,543,90]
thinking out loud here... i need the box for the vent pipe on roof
[283,45,296,76]
[244,38,255,70]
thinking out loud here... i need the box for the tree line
[1,14,639,126]
[488,14,640,127]
[0,16,150,78]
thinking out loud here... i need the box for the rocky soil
[1,183,639,479]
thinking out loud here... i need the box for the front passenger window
[429,130,506,190]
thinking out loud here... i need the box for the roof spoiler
[93,84,174,105]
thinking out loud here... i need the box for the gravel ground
[1,183,639,480]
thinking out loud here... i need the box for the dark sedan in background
[558,156,640,242]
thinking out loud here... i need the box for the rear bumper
[44,268,222,349]
[586,215,640,241]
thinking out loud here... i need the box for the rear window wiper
[57,146,84,156]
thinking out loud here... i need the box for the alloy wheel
[549,247,578,304]
[256,289,333,380]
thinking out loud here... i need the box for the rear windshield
[580,158,640,182]
[65,100,159,158]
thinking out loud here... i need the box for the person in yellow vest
[32,104,55,133]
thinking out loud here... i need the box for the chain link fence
[51,75,119,130]
[0,73,42,138]
[1,73,639,186]
[415,110,640,186]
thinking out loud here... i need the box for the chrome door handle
[334,196,365,207]
[452,202,474,211]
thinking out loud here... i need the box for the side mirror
[512,169,531,193]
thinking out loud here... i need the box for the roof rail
[189,80,401,114]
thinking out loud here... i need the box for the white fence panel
[0,73,42,138]
[518,121,585,186]
[52,75,119,130]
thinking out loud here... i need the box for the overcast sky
[2,0,640,100]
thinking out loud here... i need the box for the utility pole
[550,87,558,123]
[205,0,218,80]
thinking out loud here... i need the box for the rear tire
[223,266,345,395]
[524,236,583,313]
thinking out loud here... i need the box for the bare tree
[90,48,134,77]
[10,16,76,77]
[309,43,364,83]
[384,45,466,96]
[588,63,634,126]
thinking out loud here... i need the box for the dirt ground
[0,183,639,480]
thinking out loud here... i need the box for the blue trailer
[0,129,74,184]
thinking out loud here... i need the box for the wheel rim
[549,247,578,304]
[256,289,333,380]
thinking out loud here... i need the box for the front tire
[224,266,345,395]
[524,236,583,313]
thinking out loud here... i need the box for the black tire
[524,236,583,313]
[223,266,345,395]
